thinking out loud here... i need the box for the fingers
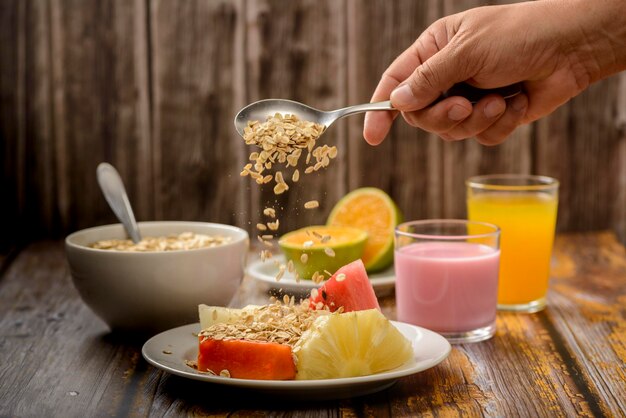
[475,93,529,145]
[439,95,507,140]
[363,111,398,146]
[398,93,529,144]
[363,71,403,145]
[401,96,474,134]
[391,42,474,112]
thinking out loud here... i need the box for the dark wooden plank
[0,0,23,252]
[385,316,600,417]
[0,242,138,416]
[21,0,56,239]
[614,73,626,244]
[346,0,444,221]
[151,0,245,225]
[48,0,152,232]
[243,0,346,235]
[548,232,626,415]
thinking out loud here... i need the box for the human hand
[363,0,626,145]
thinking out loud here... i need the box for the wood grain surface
[0,232,624,417]
[1,0,625,253]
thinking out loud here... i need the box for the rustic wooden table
[1,232,625,417]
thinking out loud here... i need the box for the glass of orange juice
[466,175,559,313]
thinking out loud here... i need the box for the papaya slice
[198,338,296,380]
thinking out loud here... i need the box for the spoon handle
[96,163,142,243]
[331,101,394,120]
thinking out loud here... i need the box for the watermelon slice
[309,259,380,312]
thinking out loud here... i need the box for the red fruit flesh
[309,259,380,312]
[198,338,296,380]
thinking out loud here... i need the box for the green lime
[278,225,367,280]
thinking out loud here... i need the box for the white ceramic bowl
[65,221,249,333]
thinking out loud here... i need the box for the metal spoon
[234,82,522,136]
[96,162,142,243]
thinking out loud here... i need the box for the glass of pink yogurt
[395,220,500,343]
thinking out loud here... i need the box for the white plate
[142,321,451,400]
[247,256,395,296]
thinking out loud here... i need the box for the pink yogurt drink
[395,242,500,334]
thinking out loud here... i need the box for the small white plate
[247,256,395,296]
[142,321,451,400]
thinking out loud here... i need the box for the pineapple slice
[198,304,260,329]
[294,309,413,380]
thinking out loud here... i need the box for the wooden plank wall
[1,0,625,252]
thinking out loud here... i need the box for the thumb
[390,48,470,111]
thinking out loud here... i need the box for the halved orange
[327,187,401,272]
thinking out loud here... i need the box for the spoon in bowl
[96,162,142,244]
[234,82,522,137]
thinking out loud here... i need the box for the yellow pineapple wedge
[198,304,260,329]
[294,309,413,380]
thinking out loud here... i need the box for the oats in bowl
[89,232,232,252]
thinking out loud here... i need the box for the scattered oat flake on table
[324,247,336,257]
[263,207,276,218]
[300,253,308,263]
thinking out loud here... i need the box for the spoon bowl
[234,82,522,137]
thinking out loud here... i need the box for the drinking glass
[395,220,500,344]
[466,174,559,313]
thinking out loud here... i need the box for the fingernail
[484,100,505,118]
[448,104,471,121]
[390,84,416,107]
[511,94,528,112]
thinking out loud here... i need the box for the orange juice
[467,192,558,309]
